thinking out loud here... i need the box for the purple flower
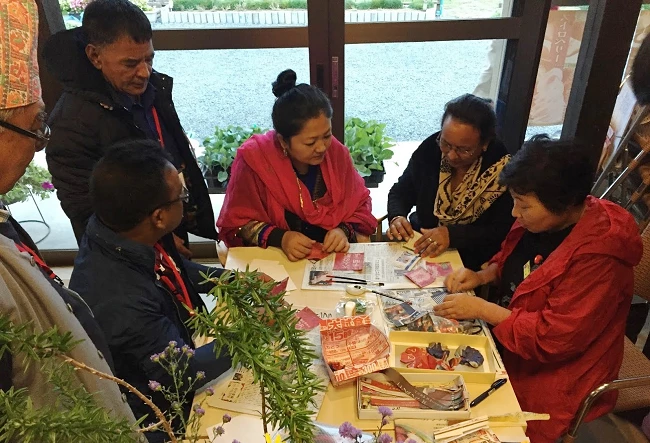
[41,181,54,190]
[148,380,161,391]
[215,425,225,435]
[206,386,215,396]
[222,413,231,423]
[377,434,393,443]
[378,406,393,418]
[381,417,389,426]
[195,407,206,417]
[168,340,177,348]
[406,440,418,443]
[196,371,205,380]
[232,440,241,443]
[185,348,196,357]
[339,421,361,439]
[150,353,161,363]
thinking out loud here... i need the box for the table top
[193,245,527,442]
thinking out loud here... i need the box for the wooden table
[194,245,528,442]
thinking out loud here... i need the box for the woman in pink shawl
[217,69,376,261]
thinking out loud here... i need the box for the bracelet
[389,215,406,225]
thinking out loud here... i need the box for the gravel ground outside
[154,40,495,143]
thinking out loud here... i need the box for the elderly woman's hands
[433,293,486,321]
[414,227,450,257]
[387,215,414,241]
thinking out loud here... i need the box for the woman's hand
[387,216,414,241]
[434,293,486,321]
[281,231,315,262]
[444,267,483,292]
[414,227,450,257]
[323,228,350,253]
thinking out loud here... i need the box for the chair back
[634,224,650,302]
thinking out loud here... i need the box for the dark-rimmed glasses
[0,119,50,150]
[153,185,189,212]
[436,134,478,158]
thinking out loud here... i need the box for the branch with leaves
[188,269,325,442]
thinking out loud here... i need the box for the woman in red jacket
[434,135,643,443]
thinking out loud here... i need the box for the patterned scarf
[434,154,511,226]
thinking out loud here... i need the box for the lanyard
[154,243,194,315]
[151,106,165,148]
[15,242,64,286]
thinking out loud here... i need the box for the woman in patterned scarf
[387,94,513,271]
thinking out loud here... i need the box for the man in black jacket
[69,140,231,442]
[44,0,216,256]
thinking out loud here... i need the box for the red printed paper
[295,307,321,331]
[320,315,390,386]
[333,252,365,271]
[405,268,436,288]
[270,277,288,296]
[307,242,330,261]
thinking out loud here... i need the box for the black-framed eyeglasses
[154,185,189,212]
[0,119,50,150]
[436,134,477,158]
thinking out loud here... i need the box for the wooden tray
[357,369,471,420]
[388,331,497,384]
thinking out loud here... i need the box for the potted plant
[0,162,54,206]
[344,117,395,187]
[199,125,266,193]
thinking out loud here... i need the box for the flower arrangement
[339,406,417,443]
[0,162,54,205]
[59,0,91,15]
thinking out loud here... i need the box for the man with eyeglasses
[0,0,137,429]
[43,0,217,258]
[69,140,231,442]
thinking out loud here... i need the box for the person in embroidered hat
[0,0,137,431]
[70,140,232,443]
[43,0,217,257]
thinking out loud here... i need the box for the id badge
[523,261,531,279]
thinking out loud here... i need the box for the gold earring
[283,148,288,157]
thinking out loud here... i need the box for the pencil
[370,289,411,304]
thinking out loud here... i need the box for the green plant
[130,0,153,12]
[199,124,266,185]
[344,117,395,177]
[409,0,424,10]
[189,270,324,442]
[0,162,55,205]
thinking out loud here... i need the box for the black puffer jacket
[43,28,217,243]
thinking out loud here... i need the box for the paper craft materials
[425,262,453,278]
[389,331,498,383]
[400,343,484,371]
[403,231,424,253]
[384,302,420,327]
[248,259,297,291]
[295,307,322,331]
[395,250,422,270]
[433,417,502,443]
[320,315,390,386]
[357,370,470,420]
[470,378,508,407]
[405,267,436,288]
[307,242,330,261]
[394,418,448,443]
[333,252,365,271]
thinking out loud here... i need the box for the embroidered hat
[0,0,41,110]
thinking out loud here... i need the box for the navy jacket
[387,131,514,272]
[69,215,230,435]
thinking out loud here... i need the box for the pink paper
[295,307,321,331]
[307,242,330,261]
[405,268,436,288]
[333,252,365,271]
[425,262,453,278]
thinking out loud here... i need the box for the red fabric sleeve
[492,255,632,363]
